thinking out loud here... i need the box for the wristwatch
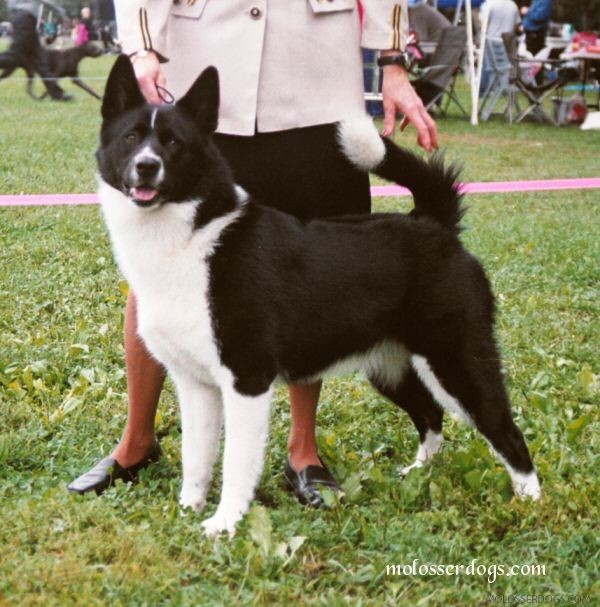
[130,49,153,61]
[129,48,168,64]
[377,52,411,69]
[128,9,169,64]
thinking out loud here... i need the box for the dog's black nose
[135,158,161,178]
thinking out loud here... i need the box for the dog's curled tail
[337,116,465,232]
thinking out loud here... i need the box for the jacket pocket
[170,0,208,19]
[308,0,354,14]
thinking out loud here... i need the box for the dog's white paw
[400,460,424,477]
[400,432,443,477]
[201,509,241,538]
[179,483,206,512]
[513,471,542,501]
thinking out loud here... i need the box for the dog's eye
[124,132,138,143]
[166,138,179,149]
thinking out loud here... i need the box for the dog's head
[96,55,220,210]
[83,43,104,58]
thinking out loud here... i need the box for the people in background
[80,7,94,43]
[522,0,552,56]
[408,0,452,45]
[97,0,116,52]
[479,0,521,92]
[43,18,58,44]
[72,17,88,46]
[480,0,520,40]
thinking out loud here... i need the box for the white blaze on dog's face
[96,55,221,210]
[126,130,165,210]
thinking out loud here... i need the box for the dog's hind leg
[412,353,541,500]
[201,385,272,536]
[370,367,444,476]
[173,373,223,513]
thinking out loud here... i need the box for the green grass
[1,51,599,606]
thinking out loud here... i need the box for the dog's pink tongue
[132,187,158,202]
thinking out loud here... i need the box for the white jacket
[116,0,408,135]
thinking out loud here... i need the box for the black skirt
[214,123,371,221]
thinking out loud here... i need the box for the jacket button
[250,6,262,18]
[173,0,180,5]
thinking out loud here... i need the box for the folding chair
[411,26,469,117]
[502,33,571,125]
[363,48,384,116]
[479,38,518,122]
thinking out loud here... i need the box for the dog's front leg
[26,72,46,100]
[172,372,223,513]
[72,77,101,100]
[201,386,272,537]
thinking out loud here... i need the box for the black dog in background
[0,42,103,100]
[0,8,70,101]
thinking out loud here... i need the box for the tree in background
[554,0,600,30]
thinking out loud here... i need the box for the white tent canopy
[429,0,483,124]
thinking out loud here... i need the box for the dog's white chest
[136,263,217,384]
[99,182,237,385]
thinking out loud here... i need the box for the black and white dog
[96,56,540,536]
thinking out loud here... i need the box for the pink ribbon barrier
[1,178,599,207]
[370,177,600,198]
[0,193,99,207]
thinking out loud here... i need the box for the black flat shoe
[67,442,162,495]
[284,459,341,508]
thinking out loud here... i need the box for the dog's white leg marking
[508,468,541,500]
[173,373,223,513]
[494,454,541,501]
[201,386,272,537]
[412,356,541,500]
[400,429,444,476]
[411,355,474,425]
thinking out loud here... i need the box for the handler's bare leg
[112,291,166,467]
[287,382,324,471]
[117,296,324,471]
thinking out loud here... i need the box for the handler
[69,0,438,507]
[0,0,72,101]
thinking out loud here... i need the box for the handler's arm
[360,0,438,152]
[114,1,171,103]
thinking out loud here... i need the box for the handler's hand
[130,51,166,104]
[381,63,438,152]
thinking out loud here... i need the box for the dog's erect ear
[176,66,219,134]
[101,55,146,120]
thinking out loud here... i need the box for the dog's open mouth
[130,186,160,207]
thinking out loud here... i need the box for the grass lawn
[1,51,599,606]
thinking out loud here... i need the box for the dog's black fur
[97,57,539,509]
[0,43,103,100]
